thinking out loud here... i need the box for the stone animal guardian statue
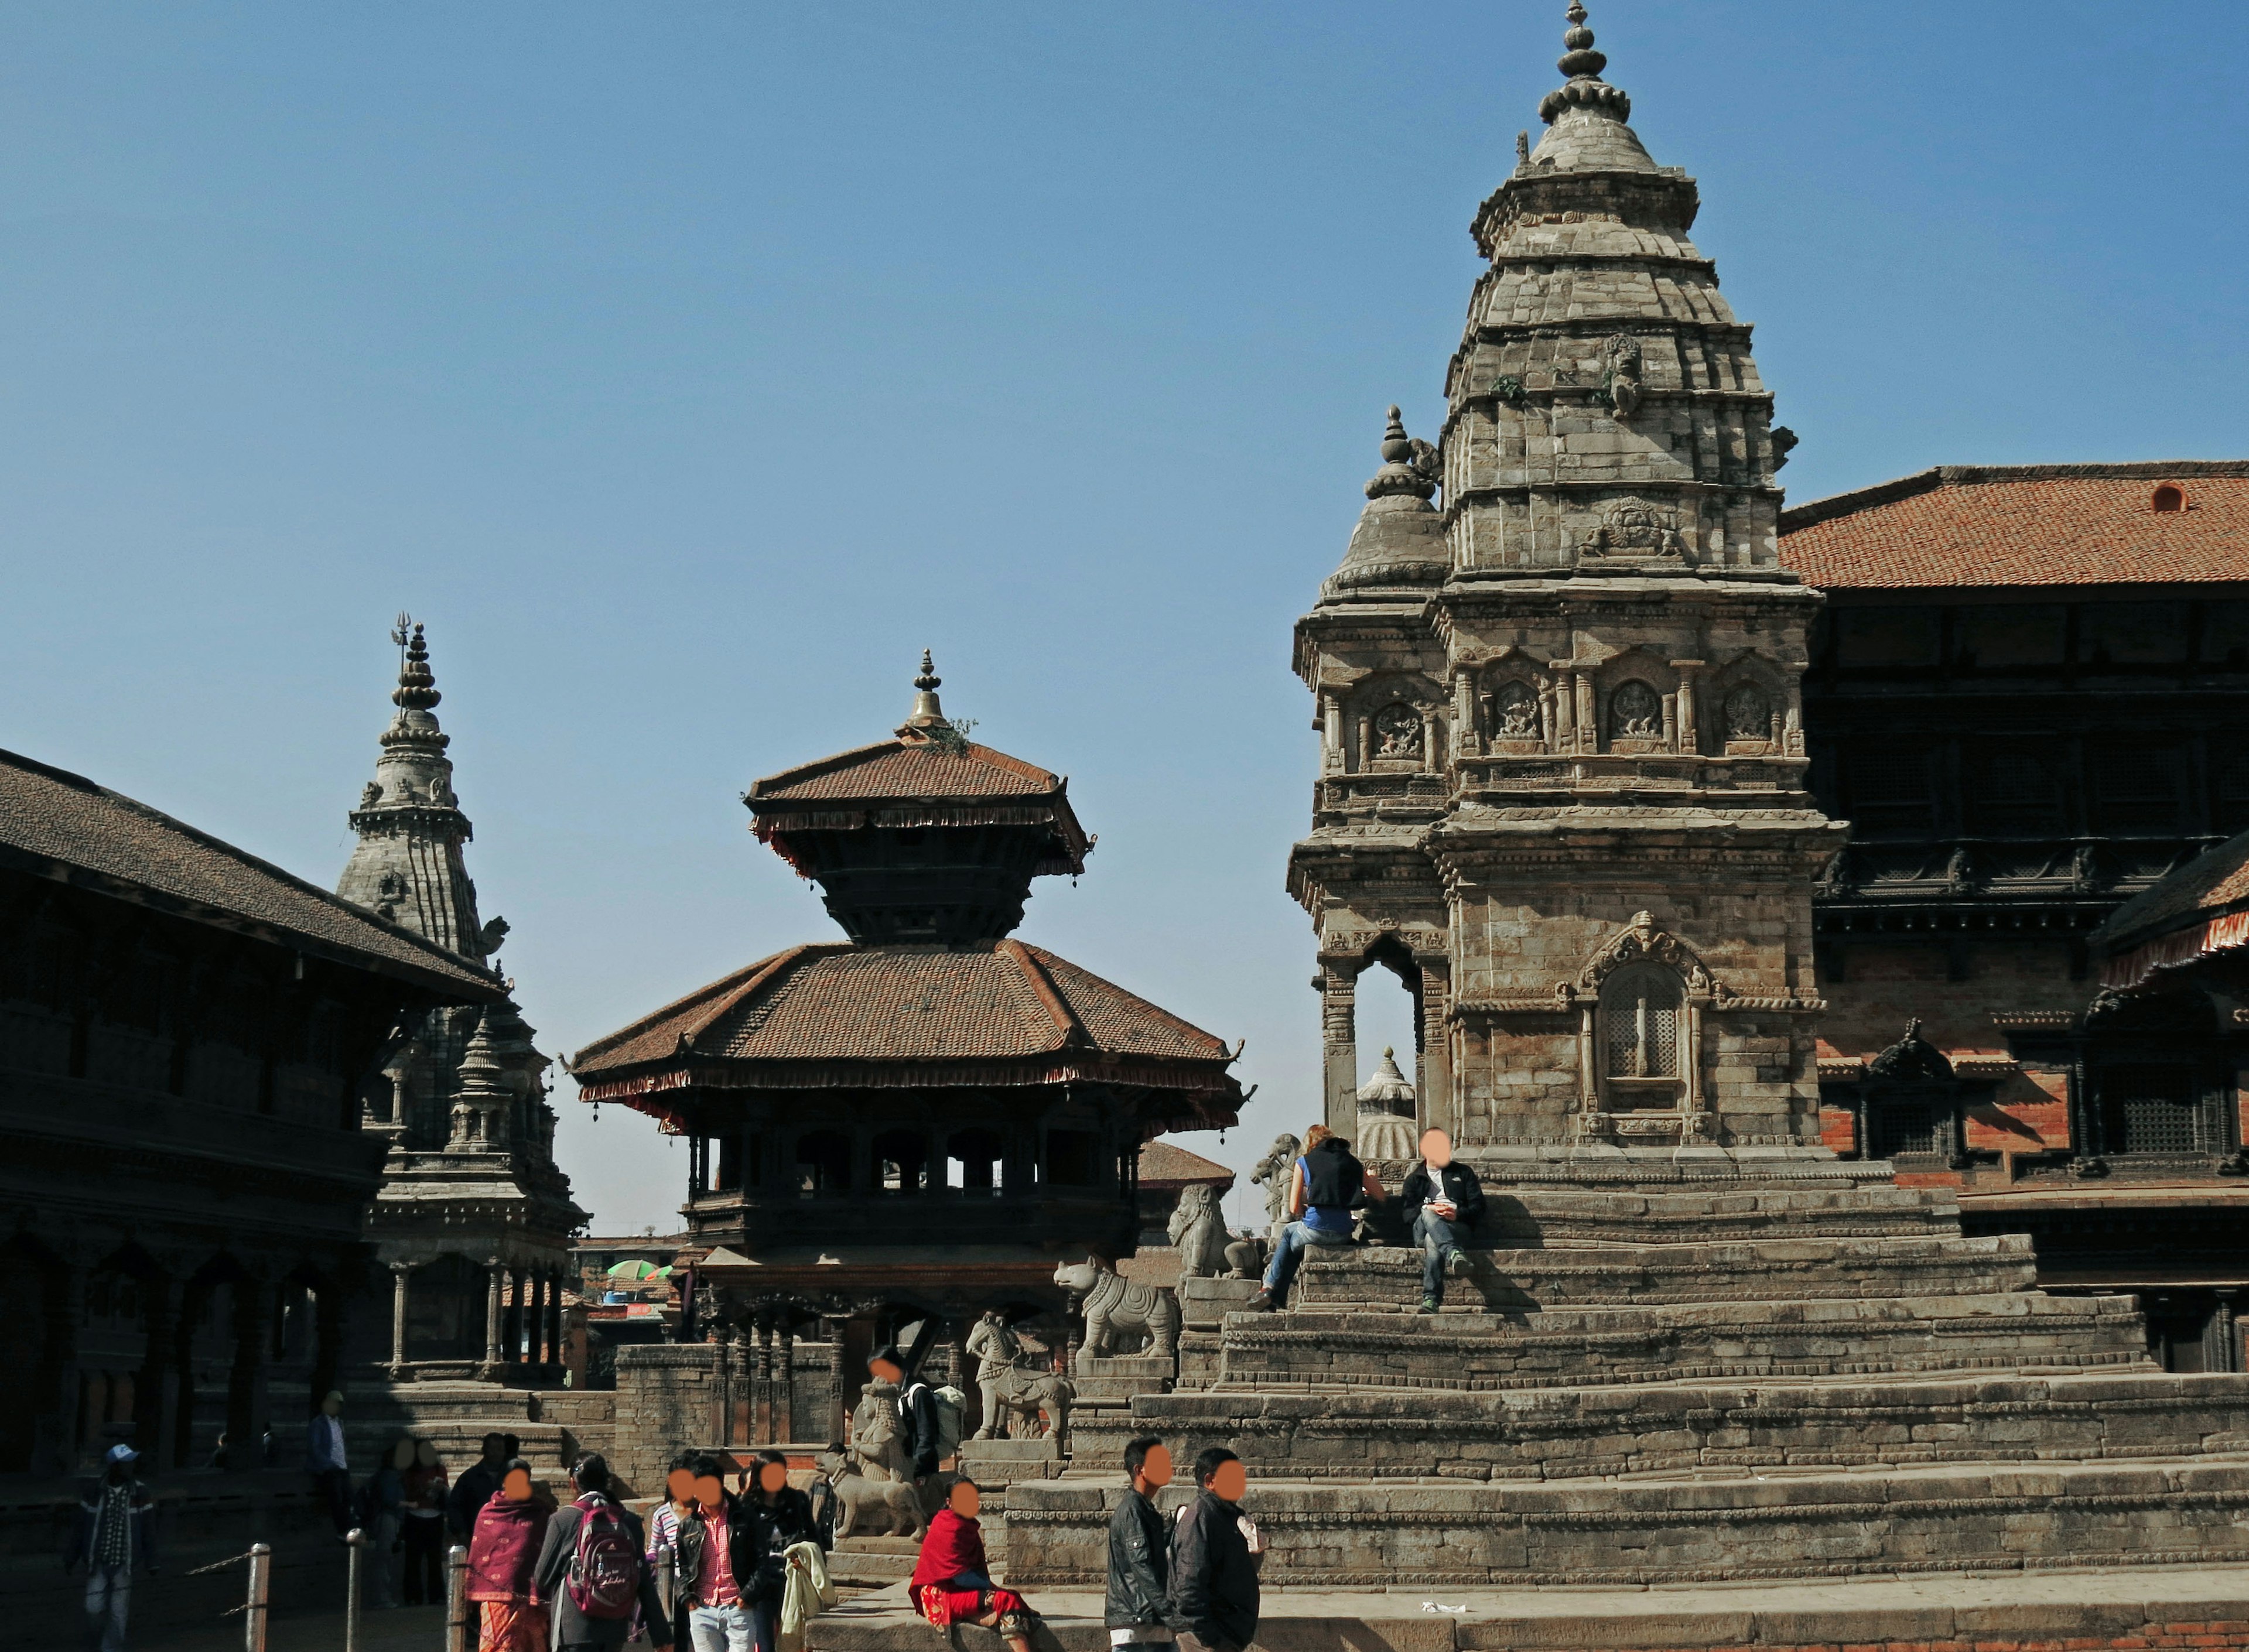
[814,1447,922,1540]
[1250,1132,1301,1246]
[1222,1231,1266,1280]
[847,1377,917,1485]
[1054,1257,1181,1360]
[980,1361,1074,1449]
[1167,1184,1232,1280]
[964,1310,1027,1441]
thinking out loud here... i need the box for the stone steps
[1006,1455,2249,1588]
[1213,1291,2151,1391]
[1294,1231,2039,1311]
[1464,1176,1962,1247]
[1060,1370,2249,1485]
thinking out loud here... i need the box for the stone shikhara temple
[994,3,2249,1613]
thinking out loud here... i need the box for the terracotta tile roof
[751,740,1059,803]
[572,938,1236,1092]
[1137,1139,1235,1188]
[1779,462,2249,590]
[2093,829,2249,954]
[0,746,501,997]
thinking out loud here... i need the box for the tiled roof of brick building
[1137,1140,1235,1188]
[2094,830,2249,959]
[572,938,1238,1104]
[0,746,501,997]
[1779,462,2249,590]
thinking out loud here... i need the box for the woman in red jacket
[908,1480,1038,1652]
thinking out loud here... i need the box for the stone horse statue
[815,1446,921,1540]
[981,1360,1074,1448]
[1167,1183,1232,1279]
[1054,1257,1181,1359]
[1250,1131,1301,1246]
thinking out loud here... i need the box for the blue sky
[5,2,2245,1233]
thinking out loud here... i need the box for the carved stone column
[546,1276,563,1370]
[481,1261,504,1377]
[1672,659,1703,754]
[1321,966,1359,1138]
[1321,692,1344,773]
[387,1264,411,1377]
[775,1321,795,1444]
[1418,964,1453,1138]
[753,1318,774,1444]
[1452,667,1479,757]
[1574,672,1596,753]
[1420,707,1440,774]
[1782,672,1805,756]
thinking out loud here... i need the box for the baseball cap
[105,1444,139,1466]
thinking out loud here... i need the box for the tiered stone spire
[337,617,504,962]
[1321,406,1448,595]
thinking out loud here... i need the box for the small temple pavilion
[571,656,1242,1408]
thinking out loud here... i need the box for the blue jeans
[1411,1210,1459,1302]
[1262,1219,1352,1300]
[84,1564,130,1652]
[689,1600,779,1652]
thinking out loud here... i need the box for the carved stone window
[1609,680,1663,744]
[1598,963,1683,1109]
[1372,702,1424,760]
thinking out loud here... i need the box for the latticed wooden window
[1601,966,1681,1086]
[1868,1097,1941,1158]
[2098,1066,2203,1154]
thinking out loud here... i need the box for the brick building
[1789,463,2249,1369]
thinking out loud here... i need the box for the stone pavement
[134,1600,450,1650]
[807,1565,2249,1651]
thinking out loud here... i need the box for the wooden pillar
[227,1281,272,1472]
[713,1327,734,1449]
[825,1318,847,1445]
[134,1275,178,1469]
[753,1318,774,1444]
[546,1276,563,1371]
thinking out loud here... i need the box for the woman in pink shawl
[909,1480,1037,1651]
[466,1459,547,1652]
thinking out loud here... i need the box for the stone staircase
[1010,1160,2249,1589]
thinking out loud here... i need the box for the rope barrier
[184,1549,263,1577]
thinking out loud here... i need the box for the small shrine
[571,656,1242,1436]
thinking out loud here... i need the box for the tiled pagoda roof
[0,745,501,998]
[1137,1139,1236,1189]
[570,938,1240,1119]
[1780,462,2249,590]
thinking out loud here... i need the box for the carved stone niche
[1484,676,1546,755]
[1721,680,1777,758]
[1562,912,1722,1147]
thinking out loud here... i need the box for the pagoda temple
[571,656,1242,1415]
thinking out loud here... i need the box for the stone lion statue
[1054,1257,1181,1359]
[1250,1132,1301,1243]
[1167,1184,1232,1280]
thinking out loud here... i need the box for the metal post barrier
[344,1527,364,1652]
[244,1542,271,1652]
[446,1542,471,1652]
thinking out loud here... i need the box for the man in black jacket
[532,1453,672,1650]
[1399,1127,1486,1314]
[446,1432,510,1541]
[1167,1447,1260,1652]
[867,1344,942,1480]
[1106,1436,1177,1647]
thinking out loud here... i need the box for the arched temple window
[873,1129,928,1194]
[1598,963,1684,1109]
[796,1130,851,1198]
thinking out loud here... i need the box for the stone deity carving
[1167,1184,1233,1280]
[1250,1132,1301,1246]
[965,1310,1024,1440]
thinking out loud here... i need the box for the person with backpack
[1167,1448,1262,1652]
[533,1452,672,1650]
[1246,1124,1369,1312]
[866,1344,963,1482]
[467,1458,547,1652]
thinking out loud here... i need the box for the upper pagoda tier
[1442,1,1796,580]
[744,654,1092,946]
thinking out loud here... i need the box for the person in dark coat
[446,1432,510,1541]
[1398,1127,1487,1312]
[866,1344,942,1480]
[63,1444,158,1652]
[531,1453,671,1650]
[1105,1436,1177,1648]
[1167,1447,1260,1652]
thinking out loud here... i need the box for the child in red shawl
[909,1480,1037,1651]
[466,1460,548,1652]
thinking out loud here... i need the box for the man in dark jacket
[1167,1447,1260,1652]
[532,1453,672,1650]
[446,1432,511,1541]
[1106,1436,1176,1647]
[867,1344,942,1480]
[1399,1127,1486,1313]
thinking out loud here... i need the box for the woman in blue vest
[1247,1124,1368,1311]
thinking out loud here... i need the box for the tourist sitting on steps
[1107,1435,1181,1650]
[1166,1448,1262,1652]
[909,1479,1040,1652]
[1399,1127,1485,1314]
[1247,1124,1366,1311]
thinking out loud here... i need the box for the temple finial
[390,616,440,712]
[1366,405,1437,504]
[1539,0,1629,124]
[898,649,949,737]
